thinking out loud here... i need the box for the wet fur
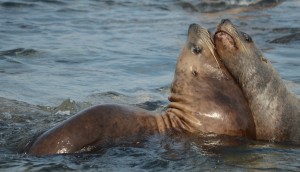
[214,19,300,143]
[26,24,257,155]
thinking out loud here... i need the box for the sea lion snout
[220,19,231,25]
[188,23,199,32]
[188,23,198,38]
[217,19,234,31]
[214,19,239,53]
[214,31,236,50]
[188,23,210,39]
[187,23,214,58]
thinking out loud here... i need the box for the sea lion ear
[241,32,253,43]
[260,56,268,63]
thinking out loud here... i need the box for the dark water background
[1,0,300,171]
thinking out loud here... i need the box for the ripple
[270,33,300,44]
[53,98,90,115]
[0,48,40,57]
[56,7,88,13]
[0,2,35,8]
[272,27,300,33]
[175,0,284,13]
[28,0,67,5]
[136,100,165,111]
[176,0,283,13]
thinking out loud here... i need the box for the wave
[0,48,40,57]
[136,100,166,111]
[29,0,66,5]
[176,0,284,13]
[0,91,166,152]
[270,27,300,44]
[270,33,300,44]
[0,2,35,8]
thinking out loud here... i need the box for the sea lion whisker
[202,38,228,79]
[211,47,229,79]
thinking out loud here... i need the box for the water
[1,0,300,171]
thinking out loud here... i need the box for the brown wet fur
[26,24,256,155]
[27,104,165,155]
[214,19,300,143]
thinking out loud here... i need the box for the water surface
[1,0,300,171]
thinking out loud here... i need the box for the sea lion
[26,24,255,155]
[168,23,255,137]
[214,19,300,143]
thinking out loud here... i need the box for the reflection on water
[1,0,300,171]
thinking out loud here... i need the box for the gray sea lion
[214,19,300,143]
[26,24,255,155]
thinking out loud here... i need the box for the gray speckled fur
[215,20,300,143]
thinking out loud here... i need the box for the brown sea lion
[26,24,255,155]
[214,19,300,143]
[168,23,255,137]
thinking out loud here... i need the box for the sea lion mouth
[214,30,237,50]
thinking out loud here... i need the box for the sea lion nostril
[221,19,231,24]
[188,23,203,36]
[190,23,198,27]
[189,23,198,30]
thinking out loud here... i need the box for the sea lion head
[181,23,225,80]
[172,23,226,90]
[214,19,272,97]
[171,23,228,100]
[214,19,294,141]
[214,19,258,56]
[214,19,267,84]
[168,23,255,138]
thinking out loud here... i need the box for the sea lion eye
[242,32,252,43]
[192,46,202,55]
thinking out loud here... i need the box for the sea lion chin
[214,19,300,143]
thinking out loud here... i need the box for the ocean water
[1,0,300,171]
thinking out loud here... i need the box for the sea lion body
[27,104,167,155]
[214,19,300,143]
[27,24,255,155]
